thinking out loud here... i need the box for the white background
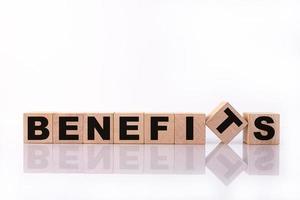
[0,0,300,199]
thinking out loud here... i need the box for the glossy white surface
[0,0,300,199]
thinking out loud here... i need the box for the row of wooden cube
[24,102,280,144]
[24,113,206,144]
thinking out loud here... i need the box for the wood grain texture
[144,113,175,144]
[113,113,144,144]
[206,102,247,144]
[53,113,84,144]
[174,113,205,144]
[23,113,53,144]
[243,113,280,145]
[83,113,113,144]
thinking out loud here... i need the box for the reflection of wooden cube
[175,113,205,144]
[144,145,174,174]
[113,145,144,174]
[24,113,53,144]
[114,113,144,144]
[53,113,83,144]
[206,143,246,185]
[23,144,53,173]
[83,113,113,144]
[144,113,175,144]
[52,144,83,173]
[83,144,113,174]
[243,113,280,144]
[206,102,247,144]
[243,144,279,175]
[174,145,205,174]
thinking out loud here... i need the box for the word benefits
[23,102,280,145]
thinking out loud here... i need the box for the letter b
[24,113,53,143]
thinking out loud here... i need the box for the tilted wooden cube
[206,102,247,144]
[243,113,280,144]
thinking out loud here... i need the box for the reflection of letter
[243,144,279,175]
[174,145,205,174]
[83,145,113,173]
[144,145,174,174]
[114,145,143,173]
[206,143,246,185]
[53,144,83,173]
[23,144,52,173]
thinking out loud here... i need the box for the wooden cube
[144,113,175,144]
[83,113,113,144]
[243,113,280,144]
[24,113,53,144]
[53,113,84,144]
[114,113,144,144]
[206,102,247,144]
[175,113,205,144]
